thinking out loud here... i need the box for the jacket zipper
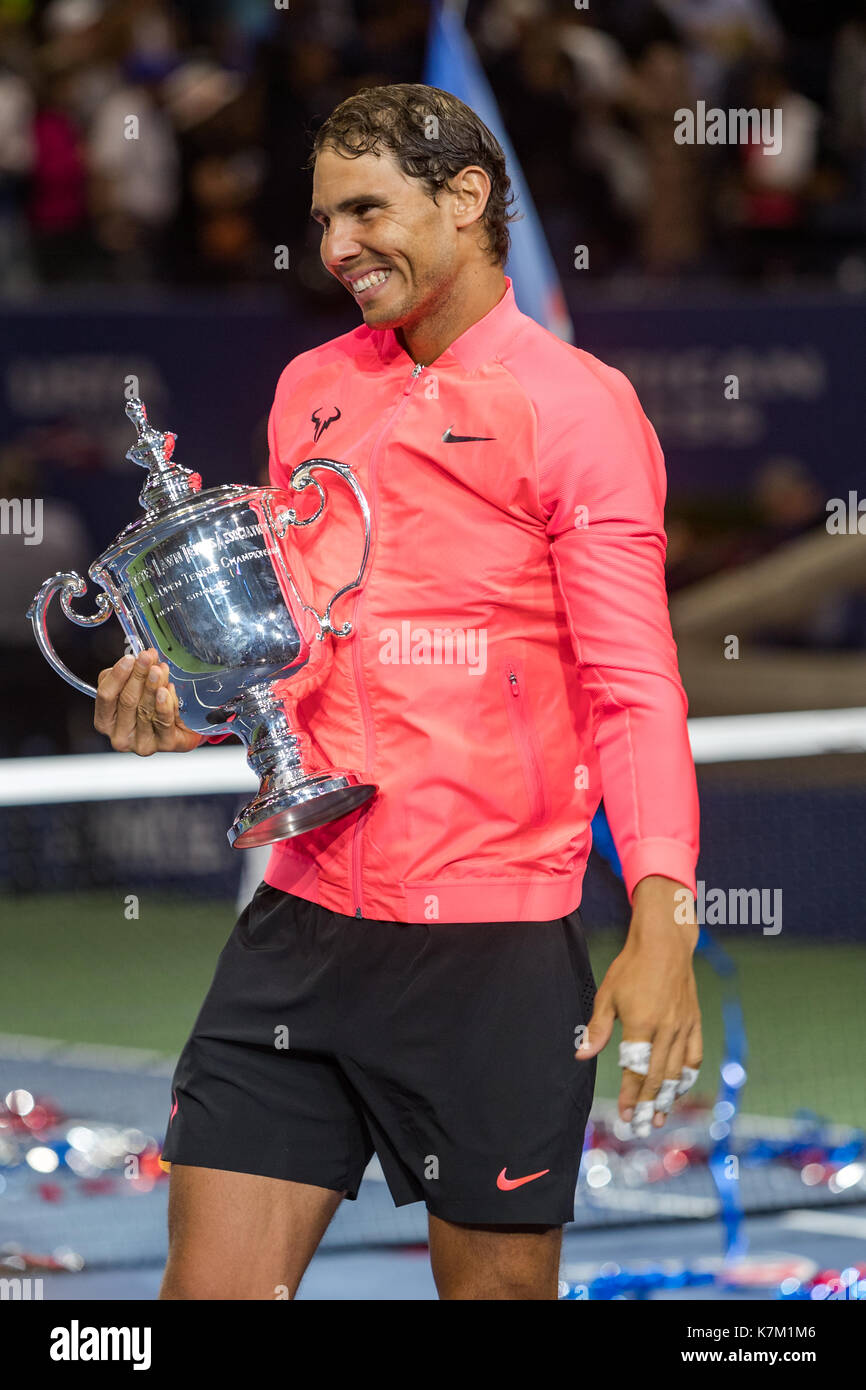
[503,660,551,826]
[350,360,425,918]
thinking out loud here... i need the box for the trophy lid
[125,396,202,514]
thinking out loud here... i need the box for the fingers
[618,1028,669,1129]
[652,1029,687,1129]
[94,649,176,755]
[672,980,703,1103]
[618,1019,702,1137]
[152,675,180,751]
[137,656,165,725]
[685,988,703,1075]
[617,1026,679,1132]
[135,660,174,756]
[113,649,159,750]
[631,1028,677,1136]
[94,654,136,735]
[677,1008,703,1100]
[93,648,197,755]
[575,987,616,1061]
[616,1037,650,1123]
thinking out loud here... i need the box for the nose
[322,222,363,274]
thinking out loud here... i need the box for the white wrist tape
[676,1064,699,1096]
[630,1100,655,1137]
[618,1040,652,1076]
[655,1078,680,1113]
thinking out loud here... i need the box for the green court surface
[2,892,864,1125]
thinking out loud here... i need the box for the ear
[450,165,491,232]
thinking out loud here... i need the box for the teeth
[353,269,390,292]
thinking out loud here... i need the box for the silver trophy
[26,396,378,847]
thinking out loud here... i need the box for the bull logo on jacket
[311,405,341,443]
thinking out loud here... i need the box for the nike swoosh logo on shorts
[442,426,495,443]
[496,1167,550,1190]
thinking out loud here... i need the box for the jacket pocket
[500,656,551,827]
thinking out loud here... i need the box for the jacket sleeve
[535,359,699,903]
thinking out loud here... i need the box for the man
[95,84,701,1301]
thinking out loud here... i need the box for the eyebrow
[309,196,388,221]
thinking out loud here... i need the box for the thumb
[575,991,615,1060]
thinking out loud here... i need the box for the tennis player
[94,84,701,1301]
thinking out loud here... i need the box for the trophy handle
[281,459,372,639]
[26,571,115,699]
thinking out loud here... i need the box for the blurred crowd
[0,0,864,292]
[2,0,865,756]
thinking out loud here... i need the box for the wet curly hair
[305,83,519,266]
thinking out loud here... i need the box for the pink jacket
[240,277,699,923]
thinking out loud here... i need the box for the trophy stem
[241,683,312,784]
[227,683,377,849]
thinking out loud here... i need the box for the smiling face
[310,143,492,335]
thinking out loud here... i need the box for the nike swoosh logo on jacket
[239,276,699,923]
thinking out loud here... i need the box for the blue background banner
[2,290,862,552]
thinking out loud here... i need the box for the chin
[364,301,406,327]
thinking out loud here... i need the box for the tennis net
[1,706,864,1266]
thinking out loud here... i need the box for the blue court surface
[3,1039,864,1301]
[30,1207,866,1302]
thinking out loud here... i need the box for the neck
[394,267,507,365]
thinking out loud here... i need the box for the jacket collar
[370,275,523,373]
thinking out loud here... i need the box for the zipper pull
[508,669,519,696]
[355,907,362,918]
[403,362,423,395]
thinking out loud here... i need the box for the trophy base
[228,771,377,849]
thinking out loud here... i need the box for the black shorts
[161,882,597,1226]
